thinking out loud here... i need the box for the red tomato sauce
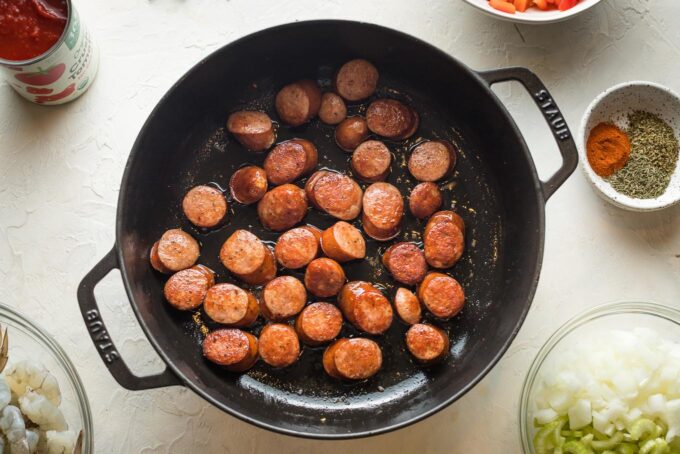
[0,0,68,61]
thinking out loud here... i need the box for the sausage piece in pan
[257,183,308,231]
[258,323,301,368]
[295,302,343,346]
[382,242,427,286]
[261,276,307,321]
[164,268,212,311]
[156,229,200,272]
[351,140,391,182]
[150,241,170,274]
[305,171,362,221]
[366,99,418,140]
[226,111,276,152]
[394,287,422,325]
[204,283,259,327]
[274,226,319,270]
[409,182,442,219]
[263,139,318,186]
[192,264,215,287]
[335,117,369,152]
[429,210,466,236]
[408,140,457,182]
[417,272,465,319]
[304,257,346,298]
[405,323,449,365]
[275,79,321,127]
[229,165,268,205]
[338,281,393,335]
[220,230,276,285]
[423,212,464,269]
[318,92,347,125]
[182,185,227,228]
[334,59,379,102]
[320,221,366,263]
[361,182,404,241]
[203,328,258,372]
[323,338,382,380]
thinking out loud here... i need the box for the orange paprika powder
[586,123,631,177]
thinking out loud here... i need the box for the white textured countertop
[1,0,679,452]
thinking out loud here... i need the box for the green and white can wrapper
[0,0,99,106]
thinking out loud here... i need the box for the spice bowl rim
[578,80,680,212]
[519,300,680,453]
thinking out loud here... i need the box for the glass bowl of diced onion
[520,302,680,454]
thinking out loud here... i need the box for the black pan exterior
[116,21,545,438]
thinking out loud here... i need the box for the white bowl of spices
[578,81,680,211]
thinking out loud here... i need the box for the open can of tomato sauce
[0,0,98,105]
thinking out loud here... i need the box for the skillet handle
[477,67,578,201]
[77,247,181,390]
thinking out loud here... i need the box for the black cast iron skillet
[77,20,577,439]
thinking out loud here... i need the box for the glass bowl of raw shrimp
[0,303,93,453]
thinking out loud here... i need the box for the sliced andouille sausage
[229,165,268,205]
[226,111,276,152]
[182,185,227,228]
[261,276,307,321]
[318,92,347,125]
[257,183,308,231]
[275,79,322,127]
[203,328,258,372]
[405,323,449,365]
[304,258,346,298]
[219,230,277,285]
[258,323,301,368]
[382,242,427,286]
[263,139,318,186]
[409,182,442,219]
[320,221,366,263]
[302,225,322,243]
[418,272,465,319]
[305,171,363,221]
[361,182,404,241]
[429,210,466,236]
[192,264,215,287]
[238,246,276,286]
[204,283,259,327]
[295,302,343,346]
[366,99,418,140]
[424,214,464,269]
[351,140,391,182]
[164,268,211,311]
[408,140,457,182]
[323,338,382,380]
[334,59,379,102]
[156,229,200,272]
[394,288,422,325]
[150,241,170,274]
[274,227,319,269]
[335,116,369,152]
[338,281,393,335]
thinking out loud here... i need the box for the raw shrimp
[0,376,11,409]
[0,405,30,453]
[4,360,61,405]
[18,391,67,431]
[45,430,78,454]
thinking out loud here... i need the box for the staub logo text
[534,89,570,141]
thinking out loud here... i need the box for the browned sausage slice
[229,165,268,205]
[335,117,369,152]
[320,221,366,263]
[157,229,200,272]
[295,302,343,346]
[237,246,276,286]
[257,183,308,231]
[318,92,347,125]
[262,276,306,321]
[263,139,318,186]
[351,140,391,182]
[338,281,392,334]
[366,99,417,140]
[418,272,465,319]
[182,185,227,228]
[323,338,382,380]
[274,227,319,269]
[334,59,379,101]
[408,140,457,182]
[192,264,215,287]
[394,288,422,325]
[361,182,404,241]
[204,283,259,327]
[275,79,321,127]
[226,111,276,152]
[382,242,427,285]
[304,258,346,298]
[150,241,170,274]
[424,216,464,269]
[405,323,449,364]
[203,328,258,371]
[409,182,442,219]
[164,268,211,310]
[220,230,266,276]
[306,171,363,221]
[258,323,301,368]
[337,281,377,322]
[429,210,466,235]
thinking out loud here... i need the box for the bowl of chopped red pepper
[463,0,603,24]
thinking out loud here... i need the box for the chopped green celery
[631,419,661,441]
[602,451,617,454]
[535,418,568,453]
[639,438,669,454]
[563,431,585,438]
[591,433,625,450]
[616,443,638,454]
[562,440,595,454]
[581,434,594,447]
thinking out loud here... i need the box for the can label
[0,7,99,105]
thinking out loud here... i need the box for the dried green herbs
[606,111,678,199]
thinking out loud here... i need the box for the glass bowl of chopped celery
[520,301,680,454]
